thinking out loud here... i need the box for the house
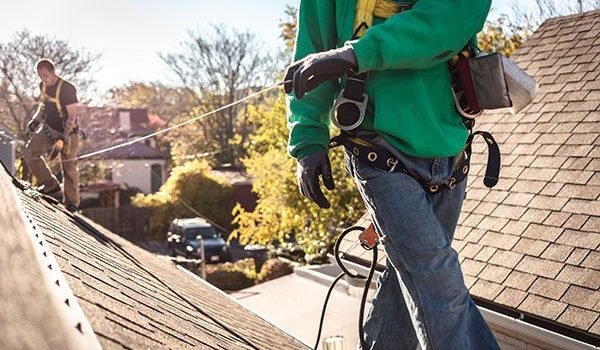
[337,10,600,350]
[0,127,21,175]
[78,106,169,194]
[0,161,308,349]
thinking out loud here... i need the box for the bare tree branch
[0,29,99,140]
[160,24,274,165]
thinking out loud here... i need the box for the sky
[0,0,538,99]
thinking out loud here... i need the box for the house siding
[111,159,167,193]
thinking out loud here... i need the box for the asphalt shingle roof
[339,10,600,343]
[0,165,307,350]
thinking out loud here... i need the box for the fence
[82,206,151,241]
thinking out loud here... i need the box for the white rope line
[69,81,284,162]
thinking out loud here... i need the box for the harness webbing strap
[354,0,377,37]
[467,131,501,188]
[355,0,410,37]
[330,131,502,193]
[41,79,64,116]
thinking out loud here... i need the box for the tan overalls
[24,79,80,207]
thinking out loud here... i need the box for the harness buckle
[331,90,369,131]
[386,157,399,172]
[447,177,457,190]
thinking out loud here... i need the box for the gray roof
[0,166,307,349]
[339,9,600,345]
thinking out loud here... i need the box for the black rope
[313,226,378,350]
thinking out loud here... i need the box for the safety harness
[331,0,412,131]
[39,78,80,143]
[40,78,65,118]
[330,0,501,194]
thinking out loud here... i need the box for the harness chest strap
[355,0,412,36]
[40,79,65,116]
[334,1,412,131]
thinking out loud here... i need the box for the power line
[66,81,284,162]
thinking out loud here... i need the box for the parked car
[166,218,231,263]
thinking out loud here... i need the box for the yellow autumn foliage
[231,91,364,260]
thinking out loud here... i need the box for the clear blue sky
[0,0,535,97]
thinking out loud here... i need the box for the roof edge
[176,265,311,349]
[0,166,102,350]
[479,305,599,350]
[335,254,600,347]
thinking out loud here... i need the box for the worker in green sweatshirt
[285,0,500,349]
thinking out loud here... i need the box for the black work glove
[296,152,335,209]
[284,45,358,99]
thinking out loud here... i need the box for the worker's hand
[284,45,357,99]
[296,152,335,209]
[47,138,64,161]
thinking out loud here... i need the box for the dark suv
[167,218,231,263]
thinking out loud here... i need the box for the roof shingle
[1,168,307,349]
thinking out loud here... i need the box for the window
[150,164,162,192]
[184,227,218,240]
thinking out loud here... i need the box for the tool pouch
[452,52,538,118]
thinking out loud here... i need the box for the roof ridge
[541,8,600,25]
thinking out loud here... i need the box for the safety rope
[314,226,378,350]
[59,81,285,163]
[355,0,410,37]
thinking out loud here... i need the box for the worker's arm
[286,0,338,159]
[61,82,79,138]
[64,102,79,136]
[350,0,492,72]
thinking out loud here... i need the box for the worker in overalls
[24,59,80,212]
[285,0,499,349]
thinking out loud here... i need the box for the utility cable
[314,226,378,350]
[62,81,285,163]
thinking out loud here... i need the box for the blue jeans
[345,143,499,350]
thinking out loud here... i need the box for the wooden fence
[83,207,151,241]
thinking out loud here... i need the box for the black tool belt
[329,131,500,194]
[42,124,80,142]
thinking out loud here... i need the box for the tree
[521,0,600,22]
[161,24,273,166]
[478,15,531,57]
[107,82,194,127]
[132,160,234,240]
[280,5,298,52]
[231,92,364,261]
[478,0,600,57]
[0,30,99,140]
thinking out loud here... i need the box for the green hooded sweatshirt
[287,0,492,159]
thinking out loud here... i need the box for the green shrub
[132,160,234,240]
[256,258,293,283]
[205,259,257,291]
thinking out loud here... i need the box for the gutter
[479,307,599,350]
[330,254,599,349]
